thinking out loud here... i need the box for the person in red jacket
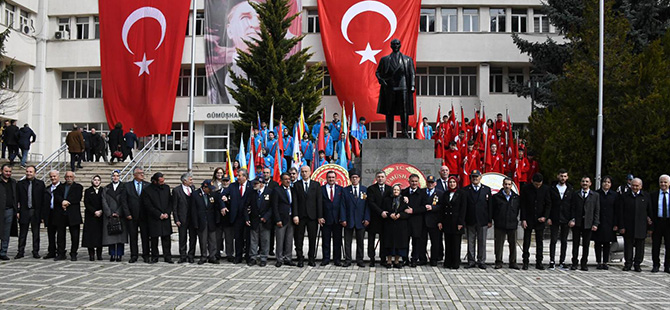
[443,141,461,179]
[509,148,530,188]
[526,151,540,183]
[461,141,480,187]
[487,143,505,174]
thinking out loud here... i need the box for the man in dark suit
[41,170,61,259]
[193,180,220,264]
[548,169,573,269]
[366,171,391,267]
[221,168,253,264]
[15,165,45,259]
[375,38,415,138]
[246,176,273,266]
[52,171,83,261]
[0,164,17,260]
[122,167,150,263]
[402,174,429,267]
[343,170,369,267]
[293,165,323,267]
[650,174,670,273]
[262,167,279,256]
[619,178,651,272]
[172,173,195,263]
[142,172,173,263]
[321,170,346,266]
[492,177,521,270]
[463,170,492,269]
[435,166,451,192]
[3,120,19,166]
[569,176,600,271]
[272,172,297,267]
[423,175,444,266]
[520,173,551,270]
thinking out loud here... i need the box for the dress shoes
[54,255,67,261]
[188,257,195,264]
[116,257,122,262]
[570,265,578,270]
[430,261,438,267]
[602,264,609,270]
[320,260,329,266]
[150,257,159,264]
[198,259,207,265]
[97,255,103,261]
[386,263,393,269]
[43,253,56,259]
[297,259,304,268]
[536,264,545,270]
[275,261,283,267]
[70,254,78,261]
[284,260,295,266]
[32,254,41,259]
[409,261,417,268]
[208,259,220,264]
[110,256,116,262]
[580,266,588,271]
[357,262,366,268]
[596,264,604,270]
[89,255,95,261]
[494,263,502,269]
[129,257,138,263]
[465,263,476,269]
[0,255,10,261]
[342,262,351,267]
[369,260,376,268]
[478,263,487,269]
[247,260,257,266]
[259,261,267,267]
[334,261,342,267]
[634,265,642,272]
[622,265,631,271]
[178,258,187,264]
[308,259,316,267]
[509,264,520,270]
[522,264,529,270]
[164,259,174,264]
[548,262,555,270]
[651,266,660,273]
[14,253,24,259]
[393,263,402,269]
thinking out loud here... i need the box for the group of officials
[1,162,669,273]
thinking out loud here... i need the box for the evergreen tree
[0,29,15,90]
[228,0,324,139]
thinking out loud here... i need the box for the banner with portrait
[205,0,302,105]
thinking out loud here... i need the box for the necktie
[27,181,33,209]
[380,185,384,195]
[583,191,587,199]
[354,186,358,199]
[239,184,244,197]
[663,191,668,218]
[136,182,141,195]
[187,186,191,196]
[443,180,447,190]
[330,186,334,201]
[50,185,56,209]
[64,185,70,198]
[286,188,292,204]
[304,182,309,193]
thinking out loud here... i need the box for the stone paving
[0,232,669,309]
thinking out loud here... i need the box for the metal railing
[32,142,68,182]
[119,137,161,182]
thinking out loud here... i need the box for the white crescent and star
[122,7,167,76]
[341,0,397,65]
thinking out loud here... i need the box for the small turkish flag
[318,0,421,122]
[99,0,190,137]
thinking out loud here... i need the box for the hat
[222,176,231,181]
[626,174,634,180]
[348,169,359,177]
[202,179,216,190]
[470,170,482,177]
[426,175,436,183]
[252,176,265,184]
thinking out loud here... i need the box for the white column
[480,7,490,32]
[478,63,491,109]
[528,8,535,33]
[505,8,512,33]
[32,0,49,156]
[457,8,463,32]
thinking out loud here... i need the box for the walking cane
[315,224,322,259]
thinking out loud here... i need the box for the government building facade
[0,0,560,163]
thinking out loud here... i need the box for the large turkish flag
[99,0,190,136]
[318,0,420,122]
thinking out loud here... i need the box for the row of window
[2,2,33,33]
[307,7,552,34]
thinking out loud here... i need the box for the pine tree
[0,29,14,89]
[228,0,324,139]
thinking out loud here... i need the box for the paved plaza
[1,232,669,309]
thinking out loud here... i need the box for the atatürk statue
[375,39,415,138]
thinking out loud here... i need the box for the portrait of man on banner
[205,0,302,105]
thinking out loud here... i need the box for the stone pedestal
[360,139,442,184]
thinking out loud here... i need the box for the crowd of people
[0,161,668,274]
[63,123,139,172]
[0,120,37,168]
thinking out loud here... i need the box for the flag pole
[187,0,197,172]
[595,0,604,190]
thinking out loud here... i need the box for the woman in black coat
[108,122,124,162]
[594,176,619,270]
[439,176,466,269]
[382,184,410,269]
[81,175,104,261]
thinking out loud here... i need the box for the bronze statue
[376,39,415,138]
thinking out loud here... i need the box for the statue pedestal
[360,139,441,184]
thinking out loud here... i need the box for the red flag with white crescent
[99,0,190,136]
[318,0,421,122]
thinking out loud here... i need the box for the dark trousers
[56,223,80,257]
[426,226,443,262]
[343,227,365,263]
[571,227,592,267]
[233,218,248,262]
[443,233,462,268]
[594,242,611,264]
[1,142,6,158]
[127,219,151,259]
[294,217,318,261]
[494,228,517,265]
[385,107,409,136]
[17,209,40,256]
[522,223,545,264]
[69,152,82,171]
[549,223,570,263]
[46,223,57,255]
[652,220,670,268]
[322,223,342,263]
[150,235,172,260]
[85,149,93,162]
[623,235,645,267]
[188,226,199,258]
[409,220,427,263]
[367,222,385,261]
[178,225,190,259]
[8,145,18,162]
[220,224,235,258]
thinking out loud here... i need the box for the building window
[307,10,319,33]
[490,67,503,93]
[508,68,524,86]
[534,9,550,33]
[60,123,110,144]
[94,16,100,39]
[76,17,89,39]
[441,8,457,32]
[416,66,477,97]
[204,123,232,162]
[1,67,14,90]
[58,17,71,39]
[4,4,15,28]
[61,71,102,99]
[463,9,479,32]
[319,68,336,96]
[19,10,29,32]
[420,8,436,33]
[490,8,506,33]
[176,67,207,97]
[511,9,527,33]
[195,11,204,35]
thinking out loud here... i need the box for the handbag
[107,217,123,235]
[113,150,123,159]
